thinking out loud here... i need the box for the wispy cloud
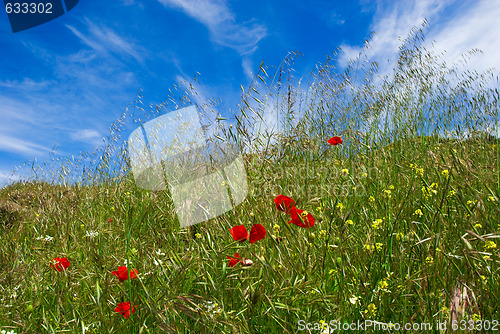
[0,78,53,90]
[336,0,500,136]
[70,129,103,146]
[428,0,500,74]
[157,0,267,54]
[66,19,145,63]
[0,133,51,157]
[241,57,254,82]
[336,0,500,76]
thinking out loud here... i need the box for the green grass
[0,135,498,333]
[0,25,499,333]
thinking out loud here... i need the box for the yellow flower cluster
[484,241,497,250]
[372,218,383,230]
[383,189,392,199]
[273,224,280,234]
[422,183,438,199]
[363,244,373,252]
[378,279,389,290]
[409,163,424,177]
[364,303,377,317]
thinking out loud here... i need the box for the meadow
[0,27,499,333]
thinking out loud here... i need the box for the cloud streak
[0,133,51,157]
[67,19,145,63]
[157,0,267,54]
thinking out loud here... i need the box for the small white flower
[155,249,165,256]
[36,235,53,242]
[85,231,98,238]
[153,258,162,266]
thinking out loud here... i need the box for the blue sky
[1,0,499,188]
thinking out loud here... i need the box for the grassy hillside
[0,133,498,333]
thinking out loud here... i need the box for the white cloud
[428,1,500,74]
[337,0,500,76]
[0,78,53,90]
[70,129,103,146]
[66,19,145,63]
[335,0,500,137]
[0,133,51,157]
[157,0,267,54]
[241,57,254,82]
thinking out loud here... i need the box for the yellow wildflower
[372,218,383,230]
[383,189,392,199]
[413,209,423,217]
[378,279,389,290]
[484,241,497,250]
[364,303,377,317]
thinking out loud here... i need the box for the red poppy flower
[249,223,266,243]
[289,208,315,228]
[111,266,138,282]
[115,301,135,319]
[273,195,296,213]
[229,225,249,242]
[227,253,241,267]
[327,136,343,145]
[50,257,70,271]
